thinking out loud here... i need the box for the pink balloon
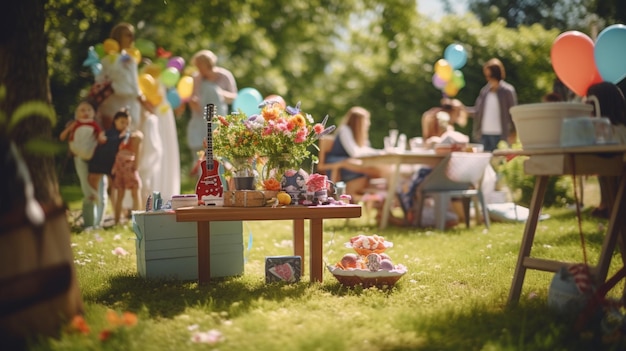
[166,56,185,72]
[551,31,602,97]
[432,74,447,90]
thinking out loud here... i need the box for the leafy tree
[468,0,590,30]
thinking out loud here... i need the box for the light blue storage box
[132,211,244,280]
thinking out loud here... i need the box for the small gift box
[265,256,302,283]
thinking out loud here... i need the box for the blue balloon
[232,87,263,116]
[444,44,467,70]
[594,24,626,84]
[166,88,181,109]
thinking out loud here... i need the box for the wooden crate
[132,211,243,280]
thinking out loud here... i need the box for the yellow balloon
[177,75,194,100]
[434,59,453,82]
[103,38,120,54]
[128,47,142,64]
[142,63,163,78]
[443,81,459,97]
[147,92,163,106]
[138,73,158,95]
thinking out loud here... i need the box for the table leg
[309,219,324,282]
[293,219,305,275]
[197,221,211,284]
[507,175,548,305]
[379,163,401,230]
[596,174,626,283]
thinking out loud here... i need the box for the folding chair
[412,152,492,231]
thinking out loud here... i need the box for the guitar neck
[205,104,215,171]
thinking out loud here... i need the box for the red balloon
[551,31,603,97]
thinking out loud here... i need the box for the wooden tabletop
[493,144,626,157]
[175,204,362,222]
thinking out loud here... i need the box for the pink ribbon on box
[306,173,328,192]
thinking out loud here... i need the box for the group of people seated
[320,99,475,228]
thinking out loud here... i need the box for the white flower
[112,247,129,256]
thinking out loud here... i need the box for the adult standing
[96,22,149,130]
[183,50,238,170]
[470,58,518,152]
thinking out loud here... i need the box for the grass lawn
[25,179,626,350]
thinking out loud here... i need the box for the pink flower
[313,123,325,134]
[191,329,224,344]
[112,247,129,256]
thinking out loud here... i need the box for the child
[66,100,107,161]
[59,99,105,228]
[88,109,131,226]
[110,113,143,224]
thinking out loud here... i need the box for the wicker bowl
[327,265,407,288]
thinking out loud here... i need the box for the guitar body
[195,159,223,199]
[195,104,224,204]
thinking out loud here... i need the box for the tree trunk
[0,0,60,205]
[0,0,83,347]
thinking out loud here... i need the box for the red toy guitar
[195,104,224,204]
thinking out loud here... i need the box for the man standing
[470,58,518,152]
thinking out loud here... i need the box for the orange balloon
[103,38,120,54]
[146,92,163,106]
[443,81,459,97]
[264,94,286,108]
[551,31,603,97]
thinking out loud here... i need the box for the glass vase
[230,157,256,191]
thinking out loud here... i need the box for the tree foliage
[42,0,572,167]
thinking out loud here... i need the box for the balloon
[167,56,185,72]
[138,73,159,96]
[434,59,453,82]
[135,38,156,57]
[160,67,181,88]
[94,43,105,58]
[166,89,182,109]
[595,24,626,84]
[103,38,120,54]
[264,94,286,108]
[141,63,162,78]
[444,44,467,70]
[146,92,163,106]
[443,81,459,97]
[232,87,263,116]
[451,70,466,89]
[155,57,168,70]
[177,75,194,100]
[127,47,142,64]
[432,74,447,90]
[551,31,602,97]
[83,46,101,76]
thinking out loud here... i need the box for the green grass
[27,183,625,350]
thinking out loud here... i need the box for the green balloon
[135,38,156,58]
[452,70,466,89]
[94,43,105,58]
[160,67,181,88]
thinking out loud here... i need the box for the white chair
[412,152,492,231]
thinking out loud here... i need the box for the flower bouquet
[213,99,335,193]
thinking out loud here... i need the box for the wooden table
[359,150,446,229]
[175,204,362,284]
[493,145,626,305]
